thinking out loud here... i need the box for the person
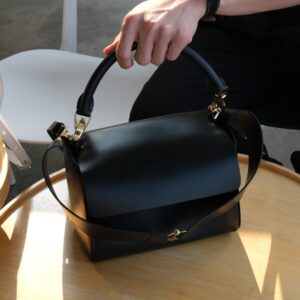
[102,0,300,123]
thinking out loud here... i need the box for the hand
[103,0,206,68]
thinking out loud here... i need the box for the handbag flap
[75,110,240,218]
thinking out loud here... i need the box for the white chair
[0,1,157,190]
[61,0,77,52]
[0,0,78,181]
[0,49,156,144]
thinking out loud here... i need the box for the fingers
[134,21,157,65]
[103,40,118,56]
[166,29,193,61]
[103,33,120,56]
[151,25,173,65]
[103,28,191,67]
[116,16,139,69]
[104,30,189,67]
[102,0,201,68]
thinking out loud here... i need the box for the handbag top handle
[49,45,229,142]
[76,44,228,118]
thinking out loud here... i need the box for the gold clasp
[71,114,91,141]
[48,115,90,142]
[167,228,187,242]
[208,91,227,120]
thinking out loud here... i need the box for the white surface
[0,73,31,171]
[0,49,156,143]
[61,0,77,52]
[0,114,31,169]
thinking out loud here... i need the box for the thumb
[103,33,121,56]
[103,40,118,56]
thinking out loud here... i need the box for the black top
[266,5,300,30]
[218,5,300,41]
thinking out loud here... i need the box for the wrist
[188,0,208,20]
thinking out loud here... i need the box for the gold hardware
[216,91,227,100]
[167,228,187,242]
[208,101,222,119]
[208,91,227,120]
[54,114,90,142]
[71,114,91,141]
[59,127,71,139]
[72,118,86,141]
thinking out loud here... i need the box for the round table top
[0,157,299,300]
[0,138,10,208]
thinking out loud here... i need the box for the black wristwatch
[204,0,221,17]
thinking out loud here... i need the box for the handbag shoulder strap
[42,110,262,244]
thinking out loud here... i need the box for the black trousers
[129,19,300,128]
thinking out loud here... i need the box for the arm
[103,0,300,68]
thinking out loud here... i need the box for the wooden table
[0,157,299,300]
[0,138,10,208]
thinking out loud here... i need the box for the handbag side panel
[73,189,241,261]
[63,141,88,220]
[78,201,241,261]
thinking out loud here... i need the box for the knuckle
[143,19,158,33]
[160,25,173,37]
[176,30,192,45]
[122,14,138,30]
[124,13,136,24]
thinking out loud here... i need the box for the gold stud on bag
[42,45,263,261]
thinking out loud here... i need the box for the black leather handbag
[42,46,263,261]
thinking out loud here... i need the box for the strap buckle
[167,228,187,242]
